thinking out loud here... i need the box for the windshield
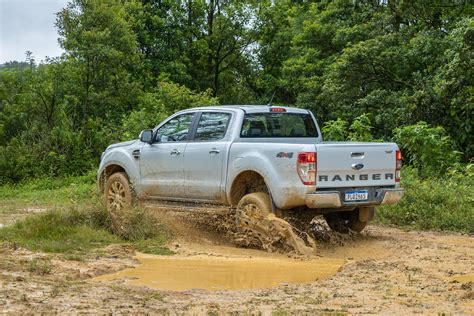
[240,113,318,138]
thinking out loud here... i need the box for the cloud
[0,0,68,63]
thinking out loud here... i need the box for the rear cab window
[240,112,318,138]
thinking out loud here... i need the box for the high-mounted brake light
[395,150,402,182]
[270,107,286,113]
[297,152,316,185]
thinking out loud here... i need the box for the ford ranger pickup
[98,105,403,241]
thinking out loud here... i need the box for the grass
[0,205,172,255]
[27,258,53,275]
[0,208,119,253]
[0,171,97,206]
[0,172,172,255]
[377,167,474,233]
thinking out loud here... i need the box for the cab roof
[192,105,310,114]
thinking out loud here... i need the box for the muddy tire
[235,192,273,243]
[105,172,134,233]
[324,209,369,233]
[235,193,315,255]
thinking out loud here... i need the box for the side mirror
[139,129,154,144]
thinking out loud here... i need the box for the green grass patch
[377,168,474,233]
[0,173,172,256]
[0,207,120,253]
[0,170,97,206]
[0,204,172,255]
[133,238,174,255]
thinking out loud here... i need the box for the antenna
[267,91,276,106]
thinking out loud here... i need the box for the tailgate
[316,142,397,188]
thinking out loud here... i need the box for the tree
[56,0,144,129]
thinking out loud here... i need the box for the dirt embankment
[1,207,473,314]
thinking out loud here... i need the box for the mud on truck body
[98,106,403,247]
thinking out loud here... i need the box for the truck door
[184,111,232,201]
[139,112,195,198]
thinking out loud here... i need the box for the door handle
[170,149,181,156]
[209,148,220,154]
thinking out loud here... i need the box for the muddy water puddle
[94,253,344,291]
[450,273,474,283]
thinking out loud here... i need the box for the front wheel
[105,172,135,232]
[323,207,374,233]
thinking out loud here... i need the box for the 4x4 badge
[276,152,294,158]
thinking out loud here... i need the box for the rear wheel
[235,193,315,255]
[324,207,373,233]
[235,192,273,245]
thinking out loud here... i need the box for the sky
[0,0,68,63]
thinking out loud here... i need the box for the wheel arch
[228,170,272,207]
[98,162,129,193]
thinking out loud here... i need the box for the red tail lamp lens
[395,150,402,182]
[297,152,317,185]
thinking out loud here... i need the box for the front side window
[241,113,318,138]
[156,113,194,142]
[195,112,231,141]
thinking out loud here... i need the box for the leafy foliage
[377,167,474,233]
[121,81,217,140]
[393,122,461,178]
[0,0,472,183]
[321,118,348,141]
[321,114,376,142]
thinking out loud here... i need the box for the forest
[0,0,472,183]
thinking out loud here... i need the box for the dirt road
[1,210,473,314]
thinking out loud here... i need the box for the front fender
[98,150,141,191]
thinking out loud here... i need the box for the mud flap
[358,207,375,222]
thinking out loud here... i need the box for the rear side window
[195,112,232,141]
[240,113,318,138]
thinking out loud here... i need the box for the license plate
[345,190,368,201]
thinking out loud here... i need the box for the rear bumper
[305,188,404,209]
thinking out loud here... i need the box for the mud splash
[93,253,344,291]
[236,211,316,256]
[148,205,317,255]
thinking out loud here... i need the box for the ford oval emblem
[352,163,364,170]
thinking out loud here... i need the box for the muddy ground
[1,207,473,314]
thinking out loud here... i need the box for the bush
[321,118,348,141]
[393,122,461,178]
[121,81,218,140]
[377,167,474,233]
[321,114,376,142]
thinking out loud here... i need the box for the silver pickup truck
[98,105,403,238]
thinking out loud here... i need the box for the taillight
[270,107,286,113]
[395,150,402,182]
[297,152,316,185]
